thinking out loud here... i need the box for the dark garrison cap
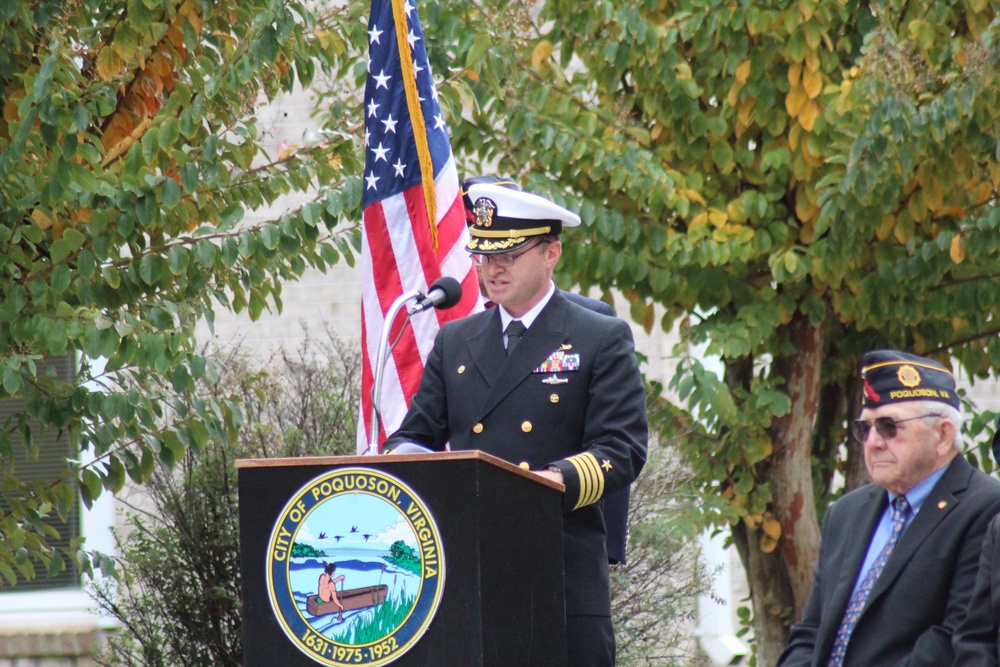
[860,350,959,410]
[461,177,580,254]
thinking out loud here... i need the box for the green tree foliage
[91,331,359,667]
[0,0,363,585]
[377,0,1000,660]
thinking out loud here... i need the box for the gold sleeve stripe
[566,452,605,510]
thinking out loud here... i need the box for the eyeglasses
[850,413,943,443]
[470,240,547,268]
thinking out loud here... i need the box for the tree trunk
[731,520,797,667]
[771,314,823,616]
[731,314,825,664]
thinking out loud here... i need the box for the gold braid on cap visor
[468,236,527,252]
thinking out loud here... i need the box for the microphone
[411,277,463,313]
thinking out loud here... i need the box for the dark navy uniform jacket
[384,291,648,616]
[778,456,1000,667]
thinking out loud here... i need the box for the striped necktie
[827,495,911,667]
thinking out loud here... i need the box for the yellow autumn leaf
[950,235,966,264]
[532,40,553,68]
[96,46,125,81]
[178,0,203,33]
[32,209,54,230]
[708,208,728,228]
[804,50,820,73]
[799,218,815,244]
[798,100,821,131]
[799,0,814,19]
[787,61,802,87]
[759,533,779,554]
[688,211,710,232]
[939,205,967,218]
[785,84,807,117]
[989,162,1000,189]
[789,123,802,151]
[762,518,782,540]
[876,213,895,241]
[728,79,743,108]
[736,59,752,85]
[735,117,748,139]
[972,181,994,205]
[784,252,799,273]
[738,99,755,128]
[71,208,92,225]
[681,188,707,206]
[796,190,818,223]
[802,67,823,99]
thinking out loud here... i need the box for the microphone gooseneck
[411,276,463,313]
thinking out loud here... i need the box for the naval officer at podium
[384,180,648,667]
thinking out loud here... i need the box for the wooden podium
[237,451,567,667]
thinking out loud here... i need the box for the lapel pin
[938,500,947,509]
[559,343,572,350]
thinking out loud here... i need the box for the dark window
[0,354,79,591]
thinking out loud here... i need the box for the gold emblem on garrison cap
[897,365,921,388]
[474,197,496,228]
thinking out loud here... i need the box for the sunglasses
[850,413,943,443]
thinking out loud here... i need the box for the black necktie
[505,320,526,357]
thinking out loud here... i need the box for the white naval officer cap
[464,179,581,255]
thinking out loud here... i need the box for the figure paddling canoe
[307,583,389,618]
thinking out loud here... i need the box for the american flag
[356,0,481,453]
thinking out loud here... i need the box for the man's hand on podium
[534,467,564,486]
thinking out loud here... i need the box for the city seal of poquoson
[265,467,445,666]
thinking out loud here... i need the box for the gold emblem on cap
[550,394,559,403]
[521,421,532,433]
[473,423,484,434]
[897,364,922,388]
[457,365,465,374]
[474,197,496,228]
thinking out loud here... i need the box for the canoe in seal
[306,584,388,617]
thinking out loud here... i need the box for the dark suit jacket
[384,291,648,615]
[777,456,1000,667]
[559,290,631,566]
[953,513,1000,666]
